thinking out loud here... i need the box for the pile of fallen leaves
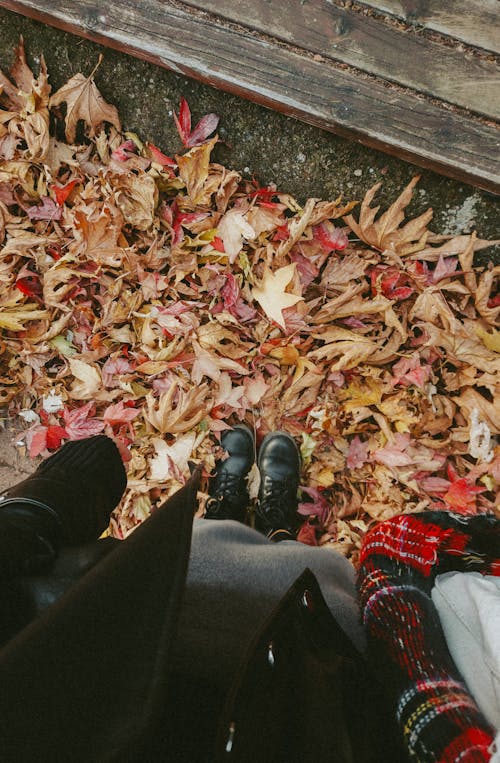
[1,43,499,561]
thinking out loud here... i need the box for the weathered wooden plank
[183,0,500,120]
[356,0,500,55]
[1,0,499,193]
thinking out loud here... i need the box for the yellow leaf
[269,345,300,365]
[341,378,383,412]
[315,468,335,488]
[252,264,304,329]
[0,305,48,330]
[68,358,102,400]
[476,327,500,353]
[136,361,170,375]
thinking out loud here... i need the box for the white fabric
[491,731,500,763]
[432,571,500,732]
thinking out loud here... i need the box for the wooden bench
[1,0,499,193]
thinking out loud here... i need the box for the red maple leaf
[296,519,319,546]
[28,424,68,457]
[370,265,413,300]
[15,265,43,301]
[442,463,486,514]
[62,402,105,440]
[173,97,219,148]
[163,200,209,244]
[45,424,69,450]
[147,142,177,170]
[313,222,348,252]
[110,139,136,162]
[103,400,140,428]
[52,179,78,206]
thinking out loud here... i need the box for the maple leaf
[346,435,369,469]
[370,265,413,301]
[114,173,158,230]
[26,196,62,221]
[251,264,304,329]
[191,340,249,384]
[296,520,319,546]
[174,97,219,147]
[298,486,330,524]
[144,381,212,434]
[313,221,348,252]
[213,372,246,415]
[372,433,413,468]
[103,400,140,427]
[101,356,135,388]
[432,254,458,283]
[243,373,269,406]
[49,57,121,143]
[390,354,431,389]
[0,299,48,330]
[147,142,176,169]
[27,424,68,457]
[62,402,105,440]
[42,391,64,414]
[15,268,43,300]
[443,477,485,514]
[176,136,217,204]
[52,178,78,206]
[217,209,256,264]
[150,432,197,481]
[110,138,136,162]
[344,176,433,255]
[68,358,102,400]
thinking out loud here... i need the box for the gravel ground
[0,7,498,486]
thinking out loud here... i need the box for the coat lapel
[0,471,199,762]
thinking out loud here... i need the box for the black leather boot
[205,425,254,522]
[0,435,127,577]
[255,431,301,542]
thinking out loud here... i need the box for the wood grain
[1,0,499,193]
[183,0,500,120]
[356,0,500,54]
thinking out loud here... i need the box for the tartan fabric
[357,511,500,762]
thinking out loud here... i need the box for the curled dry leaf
[144,382,212,434]
[49,58,121,143]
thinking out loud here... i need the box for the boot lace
[206,472,245,516]
[258,475,296,528]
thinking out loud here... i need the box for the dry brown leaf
[68,358,102,400]
[2,44,499,553]
[455,388,500,434]
[50,60,121,143]
[176,136,217,204]
[114,174,158,231]
[145,381,212,434]
[344,176,432,255]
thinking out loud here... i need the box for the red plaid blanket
[358,511,500,762]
